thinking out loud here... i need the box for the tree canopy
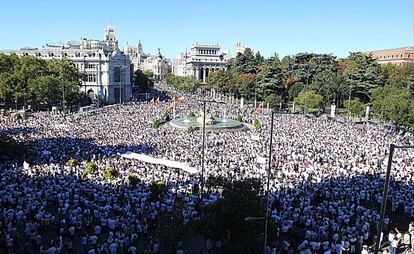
[0,53,87,109]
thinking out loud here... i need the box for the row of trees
[133,69,154,92]
[207,49,414,127]
[0,53,89,109]
[165,73,200,92]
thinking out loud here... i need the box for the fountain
[169,111,243,132]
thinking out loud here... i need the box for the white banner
[121,151,198,174]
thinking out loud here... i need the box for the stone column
[365,105,370,121]
[240,97,244,109]
[330,104,336,117]
[202,68,207,83]
[195,68,200,81]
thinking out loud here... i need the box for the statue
[196,111,216,125]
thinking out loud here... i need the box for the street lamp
[347,70,354,121]
[198,98,226,198]
[62,77,66,119]
[374,143,414,254]
[263,110,275,254]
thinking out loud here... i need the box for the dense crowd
[1,83,414,254]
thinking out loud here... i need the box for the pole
[62,78,66,119]
[264,111,274,254]
[200,100,207,198]
[348,71,353,121]
[374,144,395,254]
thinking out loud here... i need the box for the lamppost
[374,143,414,254]
[347,70,354,121]
[245,111,275,254]
[198,99,225,198]
[62,77,66,119]
[263,110,274,254]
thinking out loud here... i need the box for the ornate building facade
[1,26,132,104]
[172,43,230,83]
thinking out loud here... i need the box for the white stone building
[1,26,132,104]
[124,41,169,81]
[234,41,251,55]
[123,40,150,72]
[141,49,169,81]
[172,43,230,83]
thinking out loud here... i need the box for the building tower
[104,25,118,51]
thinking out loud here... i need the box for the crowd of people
[1,82,414,254]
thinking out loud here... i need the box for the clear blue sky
[1,0,412,59]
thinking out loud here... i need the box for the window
[87,73,97,82]
[87,64,96,69]
[114,66,121,82]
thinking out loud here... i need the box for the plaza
[1,81,414,253]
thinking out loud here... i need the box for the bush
[84,162,97,176]
[187,126,195,134]
[164,112,171,122]
[104,167,118,181]
[237,116,243,122]
[126,174,140,187]
[253,118,261,131]
[67,158,79,167]
[152,120,160,129]
[189,112,195,117]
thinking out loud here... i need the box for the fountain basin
[169,117,243,131]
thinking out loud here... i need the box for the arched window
[114,66,121,82]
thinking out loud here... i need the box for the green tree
[150,180,167,202]
[233,73,256,98]
[134,69,154,92]
[371,85,414,127]
[310,70,346,109]
[201,178,267,252]
[104,167,118,181]
[288,81,304,101]
[253,118,261,131]
[164,112,171,122]
[165,73,200,92]
[67,158,79,167]
[152,120,160,129]
[341,52,383,103]
[126,174,140,187]
[84,162,98,176]
[228,48,258,76]
[265,94,283,109]
[294,90,324,111]
[255,65,286,100]
[346,98,366,118]
[207,70,232,93]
